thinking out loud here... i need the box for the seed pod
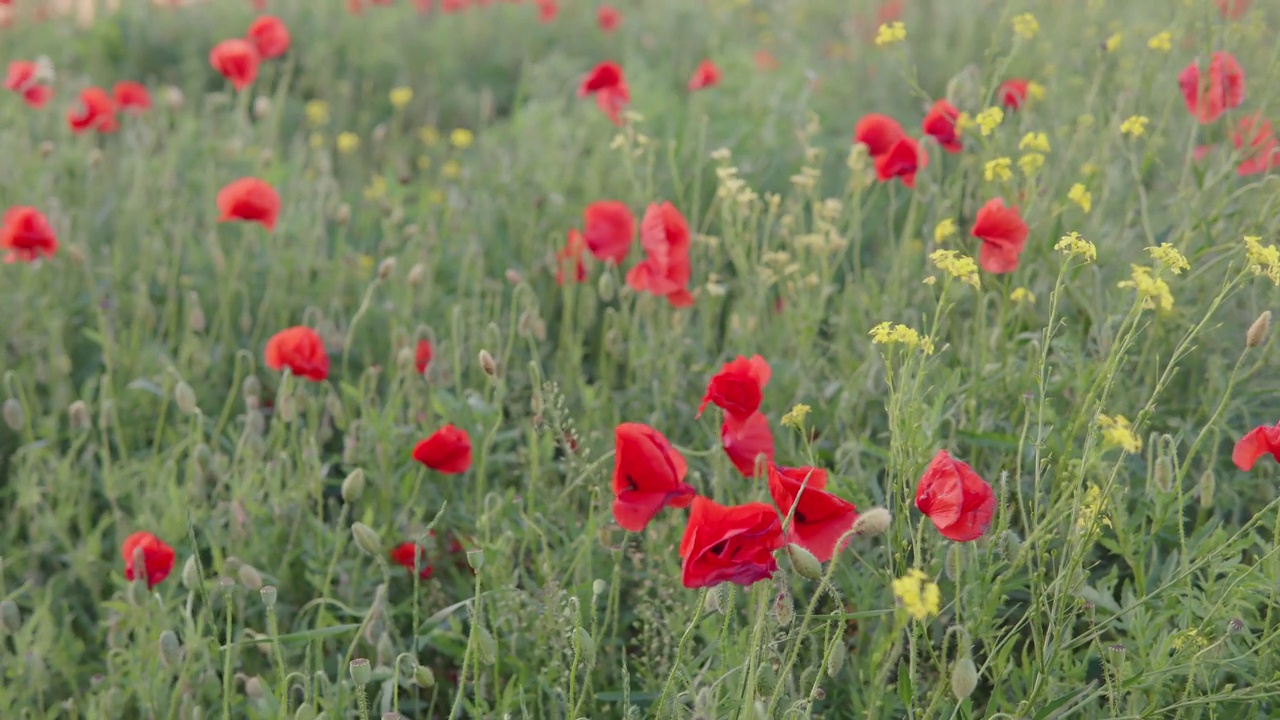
[174,382,198,415]
[341,469,366,503]
[478,350,498,377]
[0,599,21,633]
[68,401,90,432]
[352,523,384,557]
[1247,310,1271,348]
[259,586,277,609]
[466,549,485,571]
[785,543,823,580]
[237,564,264,591]
[2,398,23,431]
[1198,469,1216,509]
[950,656,979,700]
[159,630,182,667]
[413,666,435,688]
[349,659,372,685]
[181,555,201,591]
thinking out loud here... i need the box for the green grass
[3,0,1280,717]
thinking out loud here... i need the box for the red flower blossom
[4,61,52,108]
[583,200,635,264]
[121,531,176,589]
[922,99,962,153]
[971,198,1028,274]
[874,136,928,188]
[1193,144,1217,162]
[216,177,281,231]
[67,87,119,134]
[768,464,858,562]
[626,202,694,307]
[678,496,783,588]
[998,79,1030,110]
[854,114,908,158]
[687,59,721,92]
[346,0,364,13]
[1231,113,1280,176]
[441,0,469,12]
[556,228,588,285]
[876,0,904,24]
[1233,422,1280,471]
[413,424,473,474]
[390,542,434,579]
[415,339,433,375]
[698,354,771,421]
[536,0,557,22]
[1178,52,1245,125]
[414,0,432,13]
[209,39,261,91]
[753,50,779,73]
[246,16,291,59]
[721,411,774,478]
[112,82,151,113]
[1216,0,1249,20]
[597,4,620,32]
[264,326,330,381]
[1,206,58,263]
[915,450,996,542]
[578,61,630,126]
[612,422,696,532]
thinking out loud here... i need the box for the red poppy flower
[854,114,908,158]
[767,464,858,562]
[121,531,176,589]
[264,326,330,381]
[4,60,52,109]
[876,0,904,24]
[1,206,58,263]
[578,61,630,126]
[698,354,771,421]
[67,87,119,134]
[216,177,281,231]
[1178,52,1245,125]
[1216,0,1249,20]
[753,50,779,73]
[413,424,473,474]
[209,39,261,91]
[441,0,469,12]
[536,0,557,22]
[389,542,434,579]
[556,228,588,285]
[1233,422,1280,471]
[687,60,721,92]
[583,200,635,264]
[597,4,620,32]
[971,198,1028,274]
[1231,113,1280,176]
[998,79,1030,110]
[346,0,363,13]
[626,202,694,307]
[246,16,291,59]
[1193,144,1217,162]
[914,450,996,542]
[415,339,433,375]
[721,411,774,478]
[112,82,151,113]
[612,422,696,532]
[678,496,783,588]
[414,0,432,13]
[922,99,962,153]
[874,136,928,188]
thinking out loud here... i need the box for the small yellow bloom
[1244,235,1280,285]
[363,175,388,202]
[975,107,1004,137]
[1012,13,1040,40]
[875,21,907,47]
[984,157,1013,182]
[308,132,326,150]
[1018,152,1045,177]
[1077,113,1095,129]
[389,86,413,110]
[1076,483,1113,531]
[416,155,431,171]
[1054,232,1097,263]
[450,128,474,149]
[933,219,957,244]
[929,249,981,289]
[1147,31,1172,52]
[1067,183,1093,214]
[1097,414,1142,453]
[892,569,941,622]
[1104,32,1122,52]
[1171,629,1209,652]
[955,112,975,133]
[419,126,440,146]
[336,132,360,154]
[305,99,330,127]
[1019,132,1050,153]
[1146,243,1190,274]
[1010,287,1035,304]
[780,404,812,431]
[1027,81,1046,101]
[1118,265,1174,312]
[357,254,376,280]
[869,322,935,355]
[1120,115,1149,137]
[441,159,462,179]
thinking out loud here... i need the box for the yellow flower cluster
[1097,414,1142,453]
[1075,483,1113,531]
[305,99,330,127]
[1147,31,1173,52]
[1120,115,1149,137]
[1104,32,1122,53]
[929,249,981,289]
[1244,235,1280,285]
[1118,265,1174,312]
[780,404,812,431]
[389,87,413,109]
[337,132,360,154]
[869,322,935,355]
[1012,13,1040,40]
[450,128,474,149]
[892,569,941,621]
[1010,287,1035,304]
[1018,153,1045,177]
[875,21,907,46]
[975,107,1004,137]
[984,157,1013,182]
[933,219,957,244]
[1019,132,1051,153]
[1146,244,1190,274]
[420,127,441,146]
[1067,183,1093,214]
[1054,232,1097,263]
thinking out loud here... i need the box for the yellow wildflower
[955,112,975,133]
[1012,13,1040,40]
[1067,183,1092,214]
[933,219,957,244]
[442,159,462,179]
[929,249,981,289]
[780,404,812,431]
[363,175,388,202]
[1077,113,1095,129]
[1019,132,1051,153]
[1076,483,1113,531]
[892,569,941,622]
[1146,244,1190,274]
[1147,31,1172,51]
[975,107,1004,137]
[305,99,330,127]
[336,132,360,154]
[1054,232,1097,263]
[416,155,431,171]
[1027,81,1046,101]
[1010,287,1035,304]
[357,254,375,280]
[869,322,935,355]
[389,87,413,110]
[1104,32,1122,52]
[1118,265,1174,312]
[450,128,474,149]
[1097,414,1142,453]
[419,126,440,146]
[1120,115,1149,137]
[1244,235,1280,285]
[1171,629,1209,652]
[1018,153,1045,177]
[875,21,907,47]
[984,157,1013,182]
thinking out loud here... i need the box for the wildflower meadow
[4,0,1280,717]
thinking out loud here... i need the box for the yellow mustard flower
[1054,232,1097,263]
[1067,183,1093,214]
[1104,32,1122,52]
[441,159,462,179]
[305,99,330,127]
[1076,483,1113,531]
[1118,265,1174,312]
[892,569,941,622]
[450,128,474,149]
[1018,153,1045,177]
[308,132,326,150]
[416,155,431,171]
[336,132,360,154]
[1147,31,1172,51]
[1010,287,1035,304]
[363,175,388,202]
[869,322,935,355]
[1097,414,1142,453]
[934,219,957,244]
[929,249,981,289]
[389,87,413,110]
[1012,13,1040,40]
[984,157,1013,182]
[419,126,440,146]
[1146,244,1190,274]
[875,21,907,47]
[975,107,1004,137]
[1027,81,1046,101]
[1019,132,1051,153]
[780,404,812,431]
[1244,235,1280,285]
[1120,115,1149,137]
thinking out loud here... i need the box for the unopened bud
[950,656,979,700]
[174,381,198,415]
[244,676,266,700]
[597,271,616,302]
[182,555,201,590]
[349,658,372,685]
[3,398,24,430]
[189,302,206,334]
[772,589,794,626]
[1153,455,1174,494]
[466,549,484,571]
[1247,310,1271,348]
[573,626,596,669]
[785,543,823,580]
[476,625,497,665]
[852,507,891,537]
[413,665,435,688]
[259,585,277,608]
[293,705,317,720]
[478,349,497,377]
[68,400,90,432]
[1198,468,1216,509]
[242,376,261,403]
[163,86,185,110]
[825,639,846,677]
[0,600,21,633]
[592,579,606,598]
[237,564,264,591]
[376,634,395,668]
[159,630,181,667]
[377,257,397,282]
[38,141,54,158]
[341,469,366,503]
[334,203,351,225]
[252,96,272,120]
[407,262,427,288]
[945,543,963,582]
[504,268,523,285]
[999,530,1023,562]
[352,523,383,557]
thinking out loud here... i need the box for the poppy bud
[237,564,264,591]
[951,656,979,700]
[478,349,498,378]
[377,257,397,282]
[1247,310,1271,348]
[293,707,316,720]
[349,658,372,685]
[597,271,616,301]
[68,400,90,433]
[259,585,277,609]
[174,381,198,415]
[244,676,266,700]
[341,469,366,503]
[277,393,296,423]
[0,599,21,633]
[242,375,261,403]
[466,548,484,571]
[851,507,891,536]
[3,398,24,431]
[38,141,54,158]
[504,268,523,285]
[785,543,823,580]
[334,203,351,225]
[476,625,497,665]
[1153,455,1174,494]
[703,586,723,614]
[592,579,607,598]
[772,589,794,626]
[573,626,596,669]
[413,665,435,688]
[998,530,1022,562]
[181,555,201,590]
[945,543,963,582]
[252,96,272,119]
[163,86,185,110]
[407,262,427,288]
[825,638,846,677]
[352,523,384,557]
[376,634,395,668]
[159,630,181,667]
[1198,468,1215,509]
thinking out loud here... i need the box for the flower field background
[3,0,1280,717]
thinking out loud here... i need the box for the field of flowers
[3,0,1280,717]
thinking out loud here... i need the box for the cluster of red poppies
[344,0,561,23]
[4,58,150,133]
[556,200,696,306]
[1177,51,1280,176]
[209,15,291,91]
[575,57,722,126]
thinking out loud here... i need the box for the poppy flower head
[688,59,721,92]
[536,0,557,22]
[1233,422,1280,471]
[1216,0,1249,18]
[216,177,281,231]
[721,411,775,478]
[578,61,630,126]
[971,198,1029,274]
[67,87,119,134]
[121,531,176,589]
[1231,112,1280,176]
[678,496,783,588]
[922,99,962,153]
[768,464,858,562]
[556,228,588,285]
[412,424,473,474]
[626,202,695,307]
[854,114,908,157]
[389,542,434,579]
[1,206,58,263]
[597,4,621,32]
[612,422,695,532]
[209,38,261,91]
[414,339,433,375]
[582,200,635,264]
[914,450,996,542]
[246,15,291,59]
[698,354,771,421]
[874,136,928,188]
[1178,52,1245,124]
[5,60,53,109]
[112,82,151,113]
[753,50,779,73]
[998,79,1030,110]
[264,326,330,381]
